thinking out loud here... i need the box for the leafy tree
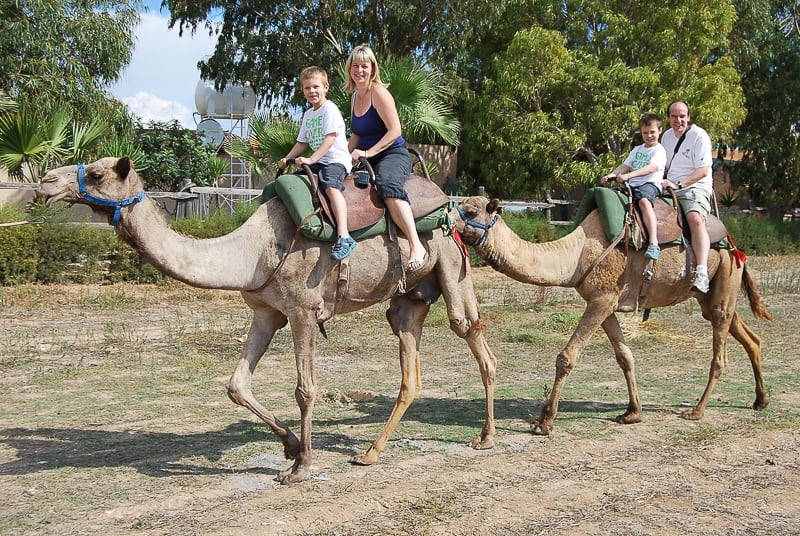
[0,0,141,128]
[461,0,745,198]
[133,120,220,190]
[729,0,800,220]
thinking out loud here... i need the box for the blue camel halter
[77,163,146,226]
[455,205,498,247]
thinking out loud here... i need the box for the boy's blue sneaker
[644,244,660,260]
[331,236,357,260]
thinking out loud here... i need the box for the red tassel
[726,232,747,268]
[451,229,471,274]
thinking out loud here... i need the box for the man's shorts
[631,183,659,206]
[676,187,712,218]
[311,163,348,192]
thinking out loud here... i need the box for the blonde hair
[299,66,329,86]
[344,44,386,94]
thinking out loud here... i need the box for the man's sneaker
[692,271,710,293]
[644,244,660,260]
[331,236,357,260]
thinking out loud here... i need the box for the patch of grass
[404,488,458,523]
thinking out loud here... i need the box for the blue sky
[109,2,217,128]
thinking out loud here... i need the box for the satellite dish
[197,118,224,149]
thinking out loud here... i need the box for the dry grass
[1,260,799,535]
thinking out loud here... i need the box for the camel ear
[114,157,133,181]
[487,198,503,214]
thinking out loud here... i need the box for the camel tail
[742,264,773,321]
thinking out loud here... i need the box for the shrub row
[2,202,799,287]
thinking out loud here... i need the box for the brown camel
[454,196,771,435]
[38,157,498,484]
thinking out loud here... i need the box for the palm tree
[0,101,108,182]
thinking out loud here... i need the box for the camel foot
[469,435,495,450]
[350,445,380,466]
[276,462,311,485]
[349,455,375,466]
[680,407,704,421]
[530,421,552,436]
[753,396,770,411]
[615,412,642,425]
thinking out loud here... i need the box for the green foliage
[0,0,140,126]
[0,101,112,181]
[228,111,298,181]
[134,119,219,191]
[730,0,800,219]
[461,1,745,198]
[0,206,38,284]
[721,213,800,255]
[172,202,259,238]
[164,0,496,103]
[34,218,118,284]
[0,204,163,286]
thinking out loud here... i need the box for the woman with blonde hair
[345,44,427,272]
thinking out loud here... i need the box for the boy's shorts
[631,183,660,206]
[676,187,712,218]
[311,163,348,192]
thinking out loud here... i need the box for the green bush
[172,202,259,238]
[4,199,800,287]
[721,214,800,256]
[0,206,39,285]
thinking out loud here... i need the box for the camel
[453,196,771,435]
[38,157,498,484]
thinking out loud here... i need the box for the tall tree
[163,0,496,104]
[730,0,800,219]
[0,0,140,127]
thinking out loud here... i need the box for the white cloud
[110,12,216,128]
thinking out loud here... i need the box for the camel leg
[532,296,616,435]
[273,310,321,484]
[351,295,429,465]
[682,298,735,420]
[728,313,770,411]
[226,307,302,461]
[441,290,496,449]
[600,314,643,424]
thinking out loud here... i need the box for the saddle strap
[574,219,629,288]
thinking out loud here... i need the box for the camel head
[453,196,504,247]
[39,157,146,226]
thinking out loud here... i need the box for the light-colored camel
[38,157,498,484]
[454,196,771,435]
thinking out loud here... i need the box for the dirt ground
[1,264,799,535]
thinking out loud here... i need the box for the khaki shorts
[676,187,711,218]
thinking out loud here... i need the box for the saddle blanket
[573,187,730,248]
[260,173,450,242]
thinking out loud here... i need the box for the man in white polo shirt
[661,100,714,293]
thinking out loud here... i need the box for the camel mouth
[43,191,73,207]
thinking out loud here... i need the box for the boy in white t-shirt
[601,113,667,260]
[280,66,355,260]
